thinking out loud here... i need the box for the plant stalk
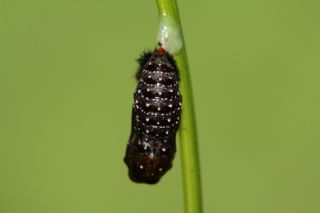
[155,1,203,213]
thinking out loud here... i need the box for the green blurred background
[1,0,320,212]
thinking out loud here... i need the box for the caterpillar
[124,47,182,184]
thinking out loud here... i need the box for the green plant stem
[155,1,203,213]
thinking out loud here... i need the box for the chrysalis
[124,47,182,184]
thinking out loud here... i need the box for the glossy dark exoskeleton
[124,47,182,184]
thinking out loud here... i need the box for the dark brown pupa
[124,47,182,184]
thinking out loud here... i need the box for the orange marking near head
[158,47,166,55]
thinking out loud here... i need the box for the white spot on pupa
[147,88,150,92]
[135,100,138,104]
[148,62,152,65]
[162,148,166,152]
[137,90,141,94]
[135,105,139,109]
[158,92,162,96]
[166,130,169,135]
[158,168,163,172]
[159,78,162,81]
[149,152,154,159]
[167,118,171,122]
[177,117,180,120]
[139,165,144,169]
[157,121,160,125]
[168,104,173,108]
[176,121,179,124]
[156,83,161,86]
[146,103,151,107]
[169,89,173,93]
[146,129,150,133]
[148,75,151,78]
[145,117,150,122]
[179,102,182,106]
[157,107,161,111]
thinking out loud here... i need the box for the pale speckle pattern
[125,48,182,184]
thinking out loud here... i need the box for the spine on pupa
[124,47,182,184]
